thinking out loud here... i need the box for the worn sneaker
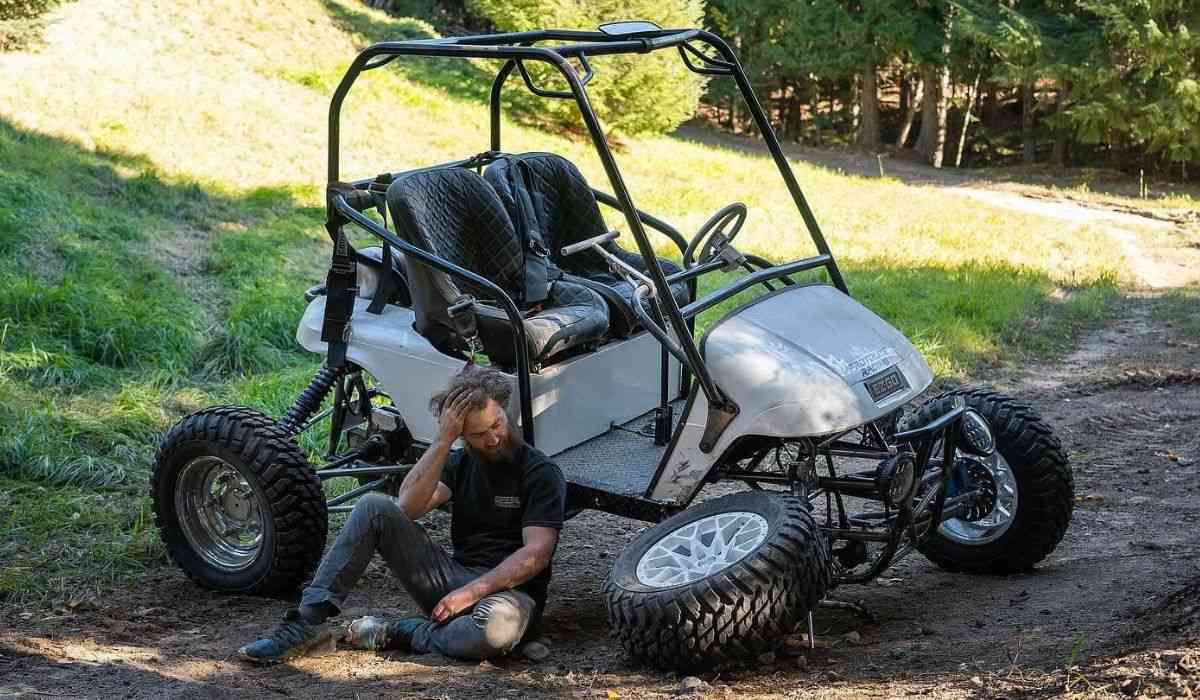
[343,615,424,651]
[238,609,335,664]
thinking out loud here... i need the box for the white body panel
[650,285,932,503]
[297,297,679,457]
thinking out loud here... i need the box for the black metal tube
[334,198,536,445]
[821,528,893,543]
[318,464,412,479]
[693,31,849,294]
[489,60,517,152]
[677,255,833,319]
[591,190,690,260]
[325,478,387,507]
[817,477,881,498]
[548,55,725,409]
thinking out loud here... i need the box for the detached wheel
[603,491,830,671]
[909,389,1073,573]
[152,406,327,595]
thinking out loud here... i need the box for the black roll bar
[325,24,852,429]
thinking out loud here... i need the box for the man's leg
[408,589,537,661]
[300,493,468,617]
[240,492,465,663]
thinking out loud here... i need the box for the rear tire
[603,491,830,671]
[152,406,327,595]
[909,389,1073,574]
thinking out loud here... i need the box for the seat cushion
[475,279,609,366]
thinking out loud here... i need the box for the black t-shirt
[438,443,566,607]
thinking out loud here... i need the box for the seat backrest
[484,153,611,274]
[386,167,524,346]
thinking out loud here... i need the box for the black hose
[279,365,345,435]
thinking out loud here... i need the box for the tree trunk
[1021,79,1036,164]
[858,61,881,151]
[981,85,1000,128]
[916,62,949,168]
[1051,80,1072,166]
[809,79,821,145]
[955,72,981,168]
[842,78,859,137]
[897,75,922,148]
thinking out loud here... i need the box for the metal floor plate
[551,398,688,496]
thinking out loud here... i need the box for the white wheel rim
[938,452,1019,545]
[636,511,769,588]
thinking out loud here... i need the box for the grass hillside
[0,0,1123,603]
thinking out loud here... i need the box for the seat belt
[510,159,551,306]
[322,183,362,368]
[367,173,398,315]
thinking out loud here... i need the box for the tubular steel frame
[311,26,974,582]
[322,26,847,447]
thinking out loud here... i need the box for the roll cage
[320,22,848,450]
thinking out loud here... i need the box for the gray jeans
[300,493,537,660]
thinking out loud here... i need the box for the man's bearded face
[461,399,519,463]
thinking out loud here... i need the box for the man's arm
[431,526,559,622]
[395,387,475,520]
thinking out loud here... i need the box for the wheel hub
[938,453,1018,545]
[175,457,266,571]
[635,511,768,588]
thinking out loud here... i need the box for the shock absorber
[279,365,345,436]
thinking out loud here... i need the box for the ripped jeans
[299,493,537,660]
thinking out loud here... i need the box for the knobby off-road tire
[603,491,830,671]
[152,406,327,595]
[910,388,1073,574]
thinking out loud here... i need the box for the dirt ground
[2,159,1199,698]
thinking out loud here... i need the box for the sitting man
[239,367,566,663]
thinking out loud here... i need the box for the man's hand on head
[436,388,479,444]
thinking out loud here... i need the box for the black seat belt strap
[511,160,550,305]
[322,183,360,368]
[366,177,398,315]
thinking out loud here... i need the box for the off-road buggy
[152,21,1074,671]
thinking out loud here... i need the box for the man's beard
[467,426,523,464]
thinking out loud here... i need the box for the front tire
[910,389,1073,574]
[152,406,327,595]
[603,491,830,671]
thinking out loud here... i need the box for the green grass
[0,477,160,606]
[0,0,1134,605]
[1150,288,1200,339]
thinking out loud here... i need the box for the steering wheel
[684,202,747,268]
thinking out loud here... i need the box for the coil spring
[279,365,345,435]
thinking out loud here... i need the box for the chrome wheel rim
[938,452,1019,545]
[636,511,769,588]
[175,456,266,571]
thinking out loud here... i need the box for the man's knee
[355,492,400,516]
[470,596,532,655]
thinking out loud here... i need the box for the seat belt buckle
[447,295,481,363]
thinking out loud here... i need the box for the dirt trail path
[677,124,1200,289]
[3,143,1199,698]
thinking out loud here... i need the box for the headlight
[877,453,916,507]
[957,409,995,456]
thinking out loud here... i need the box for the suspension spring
[279,365,345,435]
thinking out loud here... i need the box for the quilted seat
[385,167,609,368]
[484,152,690,337]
